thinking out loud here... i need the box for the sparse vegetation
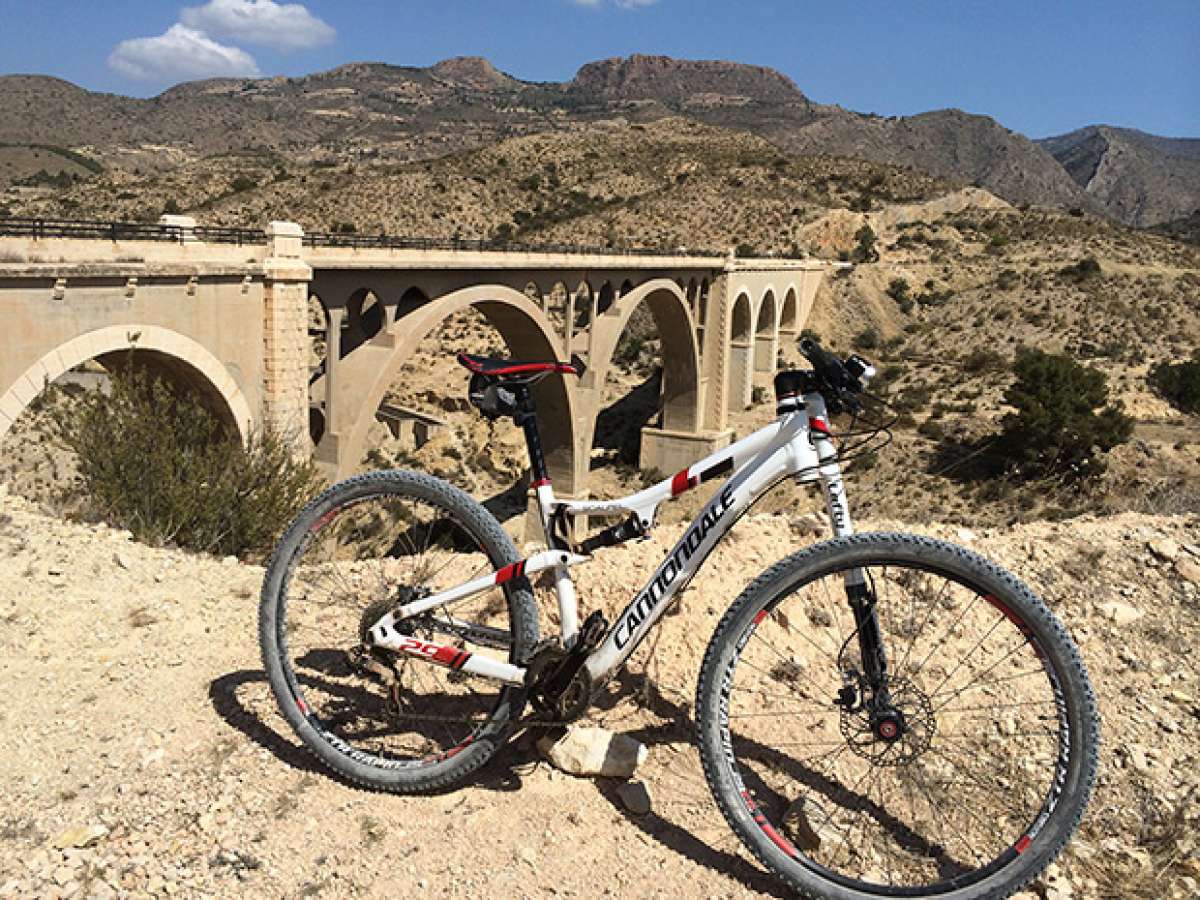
[1058,256,1102,283]
[42,359,321,559]
[851,224,878,262]
[886,277,913,313]
[994,348,1133,481]
[1149,351,1200,414]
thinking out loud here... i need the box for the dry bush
[43,360,322,559]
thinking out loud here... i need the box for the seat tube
[515,388,580,646]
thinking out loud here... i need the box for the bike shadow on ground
[208,665,786,895]
[208,668,542,795]
[582,669,793,898]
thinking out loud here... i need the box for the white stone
[537,727,647,779]
[1100,601,1143,626]
[1148,537,1180,562]
[51,825,108,850]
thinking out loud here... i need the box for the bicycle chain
[364,640,605,730]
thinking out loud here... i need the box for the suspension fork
[846,572,888,687]
[816,439,889,689]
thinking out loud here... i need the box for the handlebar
[797,337,876,413]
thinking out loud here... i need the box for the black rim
[275,488,516,769]
[716,557,1071,895]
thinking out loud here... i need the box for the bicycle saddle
[456,353,580,378]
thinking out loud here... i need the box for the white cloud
[108,24,261,81]
[181,0,335,51]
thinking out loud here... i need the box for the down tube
[584,430,801,683]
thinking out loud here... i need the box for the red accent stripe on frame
[531,478,551,489]
[457,353,578,377]
[670,469,697,497]
[810,418,831,435]
[432,645,460,666]
[496,560,527,584]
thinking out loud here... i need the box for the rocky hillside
[5,117,1198,530]
[2,54,1189,222]
[0,119,956,253]
[1040,126,1200,227]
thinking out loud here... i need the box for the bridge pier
[261,221,313,456]
[639,426,732,476]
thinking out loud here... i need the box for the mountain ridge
[1038,125,1200,227]
[0,55,1194,226]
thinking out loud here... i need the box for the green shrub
[886,278,913,313]
[994,348,1132,480]
[852,327,881,351]
[1058,256,1102,283]
[852,224,878,263]
[45,361,321,559]
[230,175,257,193]
[961,349,1007,374]
[917,418,945,441]
[1149,351,1200,414]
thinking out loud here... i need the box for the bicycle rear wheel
[696,532,1098,900]
[260,470,538,793]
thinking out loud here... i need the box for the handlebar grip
[799,337,847,382]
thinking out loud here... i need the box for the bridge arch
[780,284,799,336]
[335,284,579,489]
[581,278,701,471]
[686,278,699,319]
[0,324,253,443]
[345,288,385,354]
[596,281,616,316]
[728,290,754,411]
[754,287,779,372]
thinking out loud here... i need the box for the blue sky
[2,0,1197,138]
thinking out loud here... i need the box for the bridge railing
[0,215,728,258]
[0,217,188,243]
[301,230,720,257]
[193,225,269,245]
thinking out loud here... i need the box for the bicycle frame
[365,390,856,689]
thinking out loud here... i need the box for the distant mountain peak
[429,56,514,89]
[569,54,808,106]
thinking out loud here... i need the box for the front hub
[872,708,907,742]
[838,675,935,766]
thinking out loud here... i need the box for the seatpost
[513,386,550,485]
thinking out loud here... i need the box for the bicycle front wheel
[696,532,1098,900]
[260,470,538,793]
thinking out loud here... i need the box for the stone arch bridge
[0,219,827,497]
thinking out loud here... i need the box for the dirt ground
[1,477,1198,899]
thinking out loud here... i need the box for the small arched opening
[729,291,754,411]
[754,289,778,373]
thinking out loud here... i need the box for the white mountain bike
[261,338,1099,900]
